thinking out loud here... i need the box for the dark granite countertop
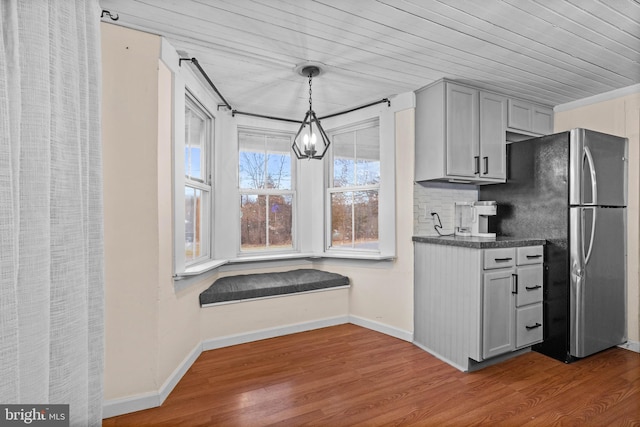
[412,235,546,249]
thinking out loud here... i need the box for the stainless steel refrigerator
[480,128,627,362]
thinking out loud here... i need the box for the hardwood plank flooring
[103,324,640,426]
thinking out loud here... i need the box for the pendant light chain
[308,73,313,113]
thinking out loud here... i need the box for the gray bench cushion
[199,269,349,306]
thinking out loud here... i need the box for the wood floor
[103,324,640,426]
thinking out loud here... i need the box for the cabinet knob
[526,323,542,330]
[483,156,488,175]
[512,273,518,294]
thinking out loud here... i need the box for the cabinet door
[483,268,516,359]
[479,92,507,180]
[446,83,479,177]
[533,106,553,135]
[507,99,532,132]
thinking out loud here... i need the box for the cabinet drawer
[484,248,516,270]
[515,265,543,306]
[517,246,543,265]
[516,303,543,348]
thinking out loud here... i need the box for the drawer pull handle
[526,254,542,259]
[525,285,542,291]
[495,257,512,262]
[526,323,542,330]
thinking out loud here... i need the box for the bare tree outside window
[239,131,294,251]
[329,123,380,250]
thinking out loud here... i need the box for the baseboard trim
[102,341,203,419]
[102,391,160,419]
[619,340,640,353]
[102,315,412,419]
[348,315,413,342]
[158,342,203,404]
[201,315,350,351]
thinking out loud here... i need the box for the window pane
[333,133,355,187]
[266,135,292,190]
[239,150,266,189]
[240,194,266,250]
[268,195,293,249]
[185,104,205,181]
[332,125,380,187]
[356,125,380,185]
[185,186,203,261]
[354,190,379,249]
[331,191,353,248]
[330,190,379,250]
[240,133,292,190]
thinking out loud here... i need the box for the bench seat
[199,269,350,306]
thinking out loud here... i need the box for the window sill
[173,251,395,291]
[175,252,394,277]
[319,252,396,261]
[179,259,228,277]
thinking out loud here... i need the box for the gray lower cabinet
[413,241,544,371]
[482,267,516,359]
[481,246,544,360]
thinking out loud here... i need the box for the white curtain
[0,1,104,425]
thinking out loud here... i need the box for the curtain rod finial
[101,10,119,21]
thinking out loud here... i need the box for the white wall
[102,23,162,399]
[554,86,640,345]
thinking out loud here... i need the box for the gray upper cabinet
[507,98,554,135]
[415,79,553,185]
[415,80,506,184]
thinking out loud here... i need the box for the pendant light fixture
[292,65,330,160]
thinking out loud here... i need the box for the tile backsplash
[413,182,478,235]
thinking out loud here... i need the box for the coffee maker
[454,201,496,238]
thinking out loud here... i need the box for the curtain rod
[180,56,391,123]
[180,57,233,111]
[319,98,391,120]
[231,110,302,124]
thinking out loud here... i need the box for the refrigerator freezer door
[569,129,628,207]
[569,206,627,358]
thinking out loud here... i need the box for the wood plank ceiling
[99,0,640,119]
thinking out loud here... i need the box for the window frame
[183,93,213,266]
[325,119,381,254]
[167,43,224,278]
[237,127,298,256]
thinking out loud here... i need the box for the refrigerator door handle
[582,207,597,265]
[584,146,598,205]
